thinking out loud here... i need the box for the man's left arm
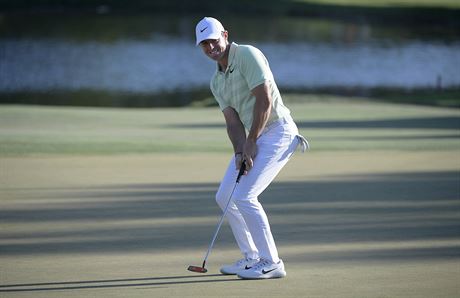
[243,82,272,171]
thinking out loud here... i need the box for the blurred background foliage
[0,0,459,107]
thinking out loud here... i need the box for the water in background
[1,14,459,105]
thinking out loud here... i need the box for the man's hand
[235,152,245,173]
[242,138,257,172]
[235,152,243,168]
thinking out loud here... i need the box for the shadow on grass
[167,116,460,130]
[1,171,459,260]
[296,116,460,130]
[0,274,241,293]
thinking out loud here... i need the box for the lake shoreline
[1,87,459,108]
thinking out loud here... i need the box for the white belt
[262,118,285,134]
[263,117,310,153]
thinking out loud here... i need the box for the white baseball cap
[195,17,225,46]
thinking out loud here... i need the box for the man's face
[199,32,228,62]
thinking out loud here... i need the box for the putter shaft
[188,162,246,273]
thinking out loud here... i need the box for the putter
[188,161,246,273]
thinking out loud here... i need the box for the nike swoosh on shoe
[262,268,277,274]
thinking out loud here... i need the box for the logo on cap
[200,26,208,33]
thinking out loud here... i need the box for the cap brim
[196,32,221,46]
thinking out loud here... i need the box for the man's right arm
[222,107,247,170]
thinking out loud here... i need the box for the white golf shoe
[220,258,259,275]
[237,258,286,279]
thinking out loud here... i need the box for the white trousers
[215,116,307,263]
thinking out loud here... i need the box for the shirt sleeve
[237,46,272,90]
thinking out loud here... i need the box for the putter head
[187,265,207,273]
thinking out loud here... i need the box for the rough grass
[1,95,459,156]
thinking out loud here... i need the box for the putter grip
[236,161,246,183]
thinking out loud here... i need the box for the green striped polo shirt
[210,42,291,131]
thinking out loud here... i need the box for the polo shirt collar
[217,42,238,73]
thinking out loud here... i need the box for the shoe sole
[220,269,238,275]
[237,271,287,280]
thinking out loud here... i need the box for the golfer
[195,17,308,279]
